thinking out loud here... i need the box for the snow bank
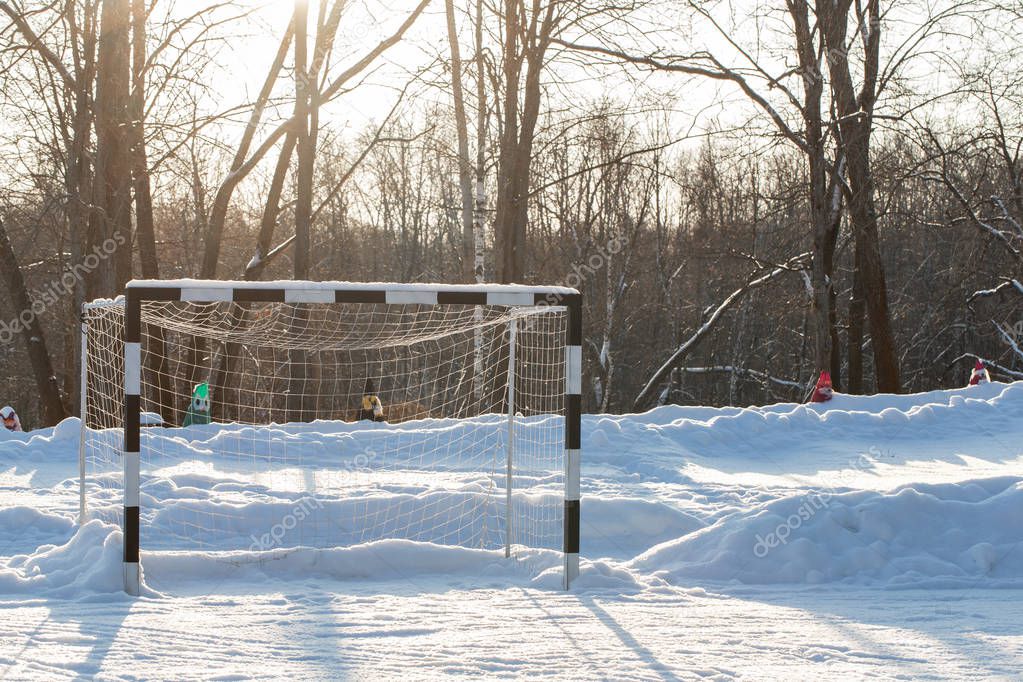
[143,541,643,593]
[632,476,1023,586]
[0,520,125,598]
[581,497,705,559]
[0,415,81,446]
[581,381,1023,491]
[0,506,73,536]
[5,380,1023,596]
[0,507,75,559]
[585,382,1023,458]
[0,521,643,598]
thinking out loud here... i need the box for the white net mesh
[83,297,566,565]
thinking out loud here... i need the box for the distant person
[809,371,833,403]
[968,360,991,386]
[359,379,386,422]
[1,405,22,432]
[183,383,212,426]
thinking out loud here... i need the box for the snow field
[1,381,1023,677]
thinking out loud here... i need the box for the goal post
[91,280,582,595]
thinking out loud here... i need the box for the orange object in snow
[810,371,833,403]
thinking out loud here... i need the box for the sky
[154,0,987,154]
[178,0,466,131]
[0,0,1003,195]
[152,0,708,148]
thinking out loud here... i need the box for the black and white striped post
[118,280,581,594]
[563,293,582,589]
[123,288,143,596]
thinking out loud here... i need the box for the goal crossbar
[117,279,582,594]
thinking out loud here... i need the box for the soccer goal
[80,280,581,594]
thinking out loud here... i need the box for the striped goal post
[108,280,581,594]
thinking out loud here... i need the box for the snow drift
[1,381,1022,596]
[631,476,1023,586]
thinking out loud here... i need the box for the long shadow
[708,580,1023,637]
[521,589,609,676]
[575,593,682,681]
[660,573,1023,673]
[62,600,132,681]
[0,603,55,680]
[0,596,132,681]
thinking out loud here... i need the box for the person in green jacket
[183,382,212,427]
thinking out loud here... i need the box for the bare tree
[199,0,431,279]
[444,0,476,283]
[553,9,846,392]
[816,0,900,392]
[493,0,558,283]
[94,0,134,293]
[0,217,66,425]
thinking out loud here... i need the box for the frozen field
[2,381,1023,679]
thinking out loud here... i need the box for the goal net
[81,281,581,594]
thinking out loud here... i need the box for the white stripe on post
[487,292,535,307]
[180,287,233,302]
[386,291,438,305]
[124,563,140,596]
[564,552,580,588]
[566,345,582,395]
[124,451,141,507]
[285,289,335,303]
[124,342,141,395]
[565,449,581,501]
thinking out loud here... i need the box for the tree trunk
[66,2,99,416]
[789,0,834,384]
[199,18,295,279]
[469,0,488,406]
[129,0,173,422]
[445,0,475,283]
[95,0,134,294]
[293,2,312,279]
[843,130,900,392]
[212,131,297,423]
[493,1,555,284]
[288,0,312,422]
[847,241,866,393]
[130,0,157,280]
[494,0,522,284]
[0,218,68,426]
[827,168,844,390]
[473,0,487,285]
[818,0,900,392]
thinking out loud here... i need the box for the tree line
[0,0,1021,427]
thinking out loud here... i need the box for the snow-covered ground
[3,382,1023,679]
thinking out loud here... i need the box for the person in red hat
[968,360,991,386]
[809,371,833,403]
